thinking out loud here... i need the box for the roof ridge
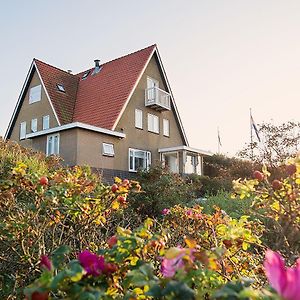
[34,58,79,77]
[75,44,157,75]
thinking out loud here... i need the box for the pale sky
[1,1,300,156]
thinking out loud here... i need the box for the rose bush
[25,220,297,299]
[2,139,300,299]
[0,140,140,298]
[232,154,300,260]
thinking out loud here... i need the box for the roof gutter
[26,122,126,139]
[158,145,213,156]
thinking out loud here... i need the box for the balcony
[145,87,171,111]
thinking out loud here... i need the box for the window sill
[148,130,160,135]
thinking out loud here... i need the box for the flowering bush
[0,141,140,298]
[23,219,264,300]
[24,205,269,300]
[2,140,300,299]
[232,154,300,260]
[25,221,299,299]
[161,205,264,282]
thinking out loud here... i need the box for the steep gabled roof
[6,45,188,145]
[73,45,156,129]
[34,59,79,125]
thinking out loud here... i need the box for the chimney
[92,59,101,75]
[94,59,100,68]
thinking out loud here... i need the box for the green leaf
[52,245,71,269]
[50,271,67,290]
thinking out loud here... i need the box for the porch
[158,146,212,176]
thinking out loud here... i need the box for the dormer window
[56,84,65,92]
[82,70,90,80]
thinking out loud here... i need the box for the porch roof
[158,145,213,156]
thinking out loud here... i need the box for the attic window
[56,84,65,92]
[82,71,90,80]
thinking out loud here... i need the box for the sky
[1,0,300,156]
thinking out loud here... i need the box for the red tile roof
[34,59,79,125]
[35,44,156,129]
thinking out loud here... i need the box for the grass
[200,191,253,219]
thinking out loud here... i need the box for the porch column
[180,150,186,175]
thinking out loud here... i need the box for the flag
[218,128,222,147]
[250,114,261,142]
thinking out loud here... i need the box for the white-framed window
[102,143,115,157]
[31,118,37,132]
[129,148,151,172]
[46,133,59,156]
[29,85,42,104]
[148,113,159,134]
[20,122,26,140]
[163,119,170,137]
[135,109,143,129]
[43,115,50,130]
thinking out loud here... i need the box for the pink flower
[186,209,193,216]
[162,208,170,215]
[78,250,105,277]
[40,255,52,271]
[161,248,194,278]
[161,252,185,278]
[264,249,300,300]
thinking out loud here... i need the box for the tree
[239,121,300,167]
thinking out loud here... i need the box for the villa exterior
[5,45,211,181]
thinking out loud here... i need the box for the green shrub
[204,154,258,180]
[129,166,197,217]
[186,174,232,196]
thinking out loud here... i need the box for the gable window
[43,115,50,130]
[148,113,159,134]
[29,85,42,104]
[135,109,143,129]
[20,122,26,140]
[102,143,115,157]
[47,133,59,155]
[163,119,169,137]
[31,118,37,132]
[56,84,65,92]
[129,148,151,172]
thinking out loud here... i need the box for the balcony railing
[145,87,171,111]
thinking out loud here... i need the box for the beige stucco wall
[31,129,77,166]
[9,69,59,148]
[113,55,186,170]
[76,129,120,169]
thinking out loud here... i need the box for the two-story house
[5,44,211,181]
